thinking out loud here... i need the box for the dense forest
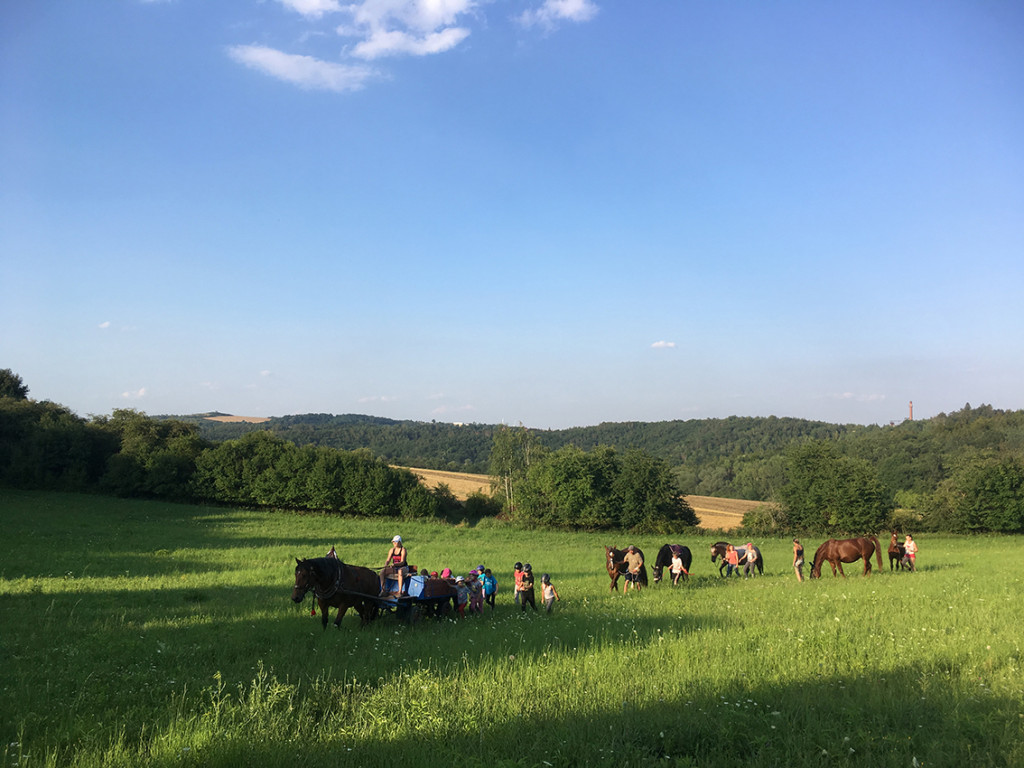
[3,367,1023,533]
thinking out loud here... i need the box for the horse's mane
[301,556,340,583]
[654,544,672,568]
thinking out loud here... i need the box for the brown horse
[810,536,883,578]
[292,557,380,629]
[605,546,648,591]
[888,532,909,572]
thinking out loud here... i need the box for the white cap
[392,535,402,543]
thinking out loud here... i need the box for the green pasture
[1,490,1022,768]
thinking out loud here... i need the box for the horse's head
[710,543,726,563]
[292,558,315,602]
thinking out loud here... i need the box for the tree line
[3,368,1023,534]
[0,370,455,519]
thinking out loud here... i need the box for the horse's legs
[334,604,350,628]
[319,599,329,630]
[834,562,845,578]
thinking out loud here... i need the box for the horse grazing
[292,557,380,629]
[888,532,909,572]
[604,546,648,591]
[810,536,883,578]
[652,544,692,584]
[709,541,764,577]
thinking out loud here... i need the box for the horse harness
[314,559,346,601]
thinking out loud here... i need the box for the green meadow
[1,490,1022,768]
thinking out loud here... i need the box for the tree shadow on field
[298,662,1020,768]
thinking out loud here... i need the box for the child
[468,570,484,614]
[670,552,688,586]
[454,576,469,618]
[482,568,497,611]
[520,564,537,612]
[513,562,524,606]
[541,573,560,613]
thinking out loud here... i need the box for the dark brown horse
[292,557,380,629]
[605,546,648,591]
[888,532,909,572]
[810,536,883,578]
[652,544,692,583]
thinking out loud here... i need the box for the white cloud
[350,26,471,59]
[122,387,147,400]
[340,0,477,35]
[518,0,598,29]
[651,340,676,349]
[98,321,111,329]
[277,0,342,18]
[338,0,476,59]
[227,44,376,92]
[223,0,597,90]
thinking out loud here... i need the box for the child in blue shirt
[482,568,497,610]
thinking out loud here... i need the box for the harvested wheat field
[404,468,759,530]
[204,415,271,424]
[400,467,493,499]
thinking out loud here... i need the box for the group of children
[401,562,560,617]
[364,536,564,618]
[512,562,560,612]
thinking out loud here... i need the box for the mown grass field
[1,490,1022,768]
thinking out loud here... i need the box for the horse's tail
[870,535,882,570]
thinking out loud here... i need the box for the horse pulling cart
[292,556,457,628]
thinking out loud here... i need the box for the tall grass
[1,490,1021,767]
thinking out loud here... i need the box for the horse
[604,546,648,591]
[709,541,764,577]
[292,557,381,629]
[888,532,909,572]
[652,544,692,584]
[809,536,883,578]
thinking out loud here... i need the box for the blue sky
[2,1,1022,429]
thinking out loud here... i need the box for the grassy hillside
[3,490,1021,767]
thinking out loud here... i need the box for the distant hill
[160,404,1024,503]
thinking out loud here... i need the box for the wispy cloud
[122,387,147,400]
[349,26,471,60]
[518,0,598,29]
[651,340,676,349]
[227,45,376,92]
[98,321,111,329]
[338,0,475,60]
[214,1,598,91]
[277,0,342,19]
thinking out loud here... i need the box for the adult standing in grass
[379,535,408,596]
[725,545,739,577]
[793,538,805,582]
[743,542,759,578]
[623,545,644,594]
[904,535,918,571]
